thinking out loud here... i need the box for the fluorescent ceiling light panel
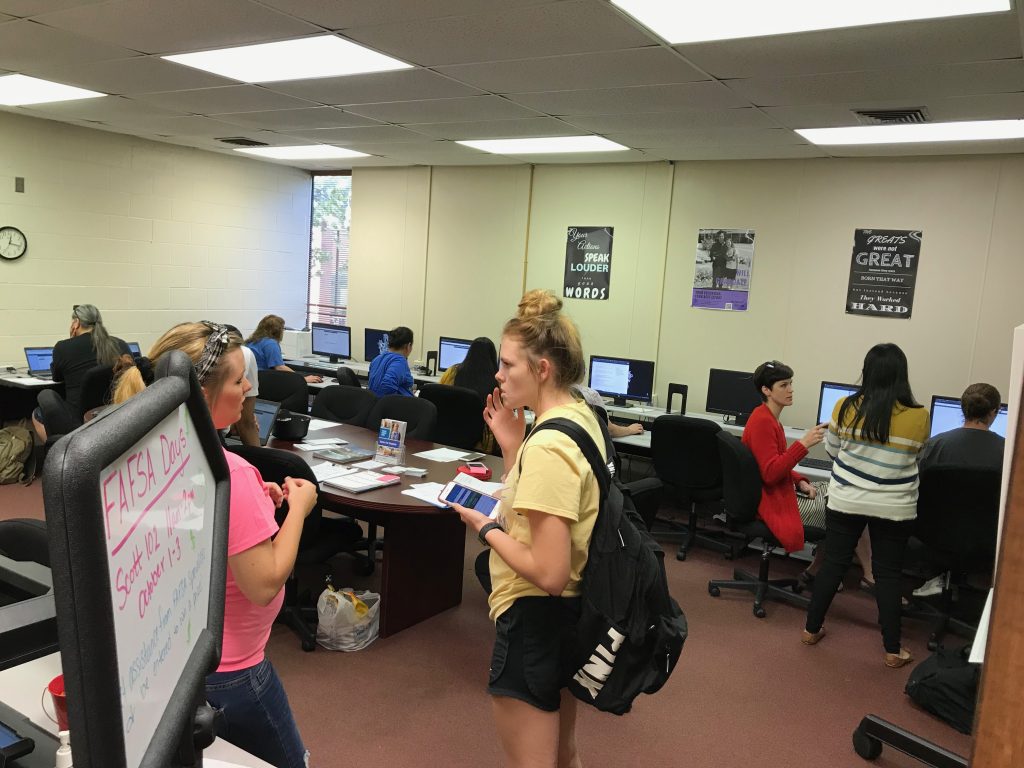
[164,35,411,83]
[611,1,1011,43]
[797,120,1024,145]
[457,136,629,154]
[234,145,369,159]
[0,74,106,106]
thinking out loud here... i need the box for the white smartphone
[438,480,501,518]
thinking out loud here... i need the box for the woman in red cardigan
[742,361,828,564]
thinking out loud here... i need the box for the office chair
[78,364,115,418]
[365,395,437,441]
[0,518,49,567]
[905,465,1000,650]
[335,366,361,387]
[418,384,485,451]
[225,445,366,651]
[707,432,825,618]
[311,386,377,427]
[257,370,309,414]
[650,414,741,561]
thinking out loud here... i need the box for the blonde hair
[502,290,585,389]
[247,314,285,344]
[113,323,241,404]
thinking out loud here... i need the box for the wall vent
[852,108,929,125]
[216,137,269,147]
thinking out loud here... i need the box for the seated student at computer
[912,382,1005,597]
[571,383,644,438]
[743,361,828,557]
[114,322,315,768]
[367,326,415,397]
[32,303,129,441]
[439,336,499,451]
[245,314,322,384]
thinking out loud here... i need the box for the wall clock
[0,226,27,261]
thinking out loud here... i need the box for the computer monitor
[310,322,351,363]
[817,381,859,425]
[587,355,656,407]
[24,346,54,376]
[41,349,229,768]
[126,341,141,357]
[364,328,390,362]
[705,368,762,424]
[438,336,473,372]
[930,395,1009,439]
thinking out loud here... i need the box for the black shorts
[488,595,581,712]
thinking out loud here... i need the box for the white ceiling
[0,0,1022,169]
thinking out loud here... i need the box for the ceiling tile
[822,139,1024,158]
[33,0,322,55]
[132,85,314,114]
[0,19,138,71]
[764,93,1024,129]
[676,14,1021,79]
[129,115,271,138]
[27,56,232,94]
[264,68,480,105]
[406,116,580,140]
[727,60,1024,107]
[500,148,655,164]
[509,82,749,116]
[345,95,540,124]
[213,107,381,130]
[347,140,526,165]
[658,145,829,161]
[0,1,107,15]
[20,95,184,122]
[343,0,655,67]
[562,108,778,133]
[282,125,430,143]
[605,127,806,149]
[436,47,708,93]
[256,0,559,29]
[0,13,14,22]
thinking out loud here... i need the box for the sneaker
[912,573,948,598]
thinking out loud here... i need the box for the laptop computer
[126,341,141,357]
[24,347,54,378]
[253,398,282,446]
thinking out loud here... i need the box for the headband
[195,322,232,383]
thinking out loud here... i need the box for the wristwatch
[478,521,503,546]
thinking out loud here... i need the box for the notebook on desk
[24,347,54,378]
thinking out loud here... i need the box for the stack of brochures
[323,471,402,494]
[313,446,377,464]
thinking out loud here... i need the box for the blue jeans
[206,658,308,768]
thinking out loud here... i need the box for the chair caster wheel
[927,638,939,652]
[792,582,804,595]
[753,605,766,619]
[301,639,316,652]
[708,583,720,597]
[852,727,882,760]
[676,549,687,562]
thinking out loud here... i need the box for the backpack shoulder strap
[520,417,610,498]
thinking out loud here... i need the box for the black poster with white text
[845,228,922,319]
[564,226,612,301]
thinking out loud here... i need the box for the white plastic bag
[316,587,380,651]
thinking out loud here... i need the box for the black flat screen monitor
[42,350,229,768]
[705,368,762,423]
[127,341,141,357]
[364,328,390,362]
[438,336,472,372]
[587,355,655,407]
[930,395,1009,439]
[817,381,859,425]
[311,322,351,362]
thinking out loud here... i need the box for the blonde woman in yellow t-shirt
[449,290,601,768]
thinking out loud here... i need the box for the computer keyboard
[799,457,833,471]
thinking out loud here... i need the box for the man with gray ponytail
[32,304,129,440]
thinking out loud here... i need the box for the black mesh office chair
[226,445,366,651]
[905,465,1000,650]
[418,384,485,451]
[311,386,377,427]
[365,395,437,440]
[650,415,740,561]
[257,370,309,414]
[78,364,115,418]
[335,366,361,387]
[707,432,825,618]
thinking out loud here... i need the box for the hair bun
[516,289,562,320]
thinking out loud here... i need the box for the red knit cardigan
[741,404,809,553]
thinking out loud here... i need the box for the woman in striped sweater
[802,343,928,668]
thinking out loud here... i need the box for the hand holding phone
[439,480,500,519]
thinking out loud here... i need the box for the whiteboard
[99,403,215,768]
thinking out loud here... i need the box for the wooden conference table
[268,423,502,638]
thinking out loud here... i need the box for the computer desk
[284,358,441,389]
[0,373,59,422]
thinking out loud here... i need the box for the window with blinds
[308,173,352,326]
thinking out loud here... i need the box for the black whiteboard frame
[43,350,229,768]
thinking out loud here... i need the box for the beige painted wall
[0,110,311,365]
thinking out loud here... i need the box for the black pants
[805,508,913,653]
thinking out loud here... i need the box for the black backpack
[904,644,979,734]
[522,416,687,715]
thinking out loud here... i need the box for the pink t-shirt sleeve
[224,451,279,556]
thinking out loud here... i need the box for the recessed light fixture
[234,145,369,160]
[0,74,105,106]
[456,136,630,154]
[610,0,1010,43]
[796,120,1024,145]
[164,35,411,83]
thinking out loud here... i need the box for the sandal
[801,628,826,645]
[884,648,914,668]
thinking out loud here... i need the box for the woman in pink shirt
[115,322,316,768]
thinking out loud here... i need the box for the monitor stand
[328,355,339,364]
[611,397,632,408]
[722,412,750,426]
